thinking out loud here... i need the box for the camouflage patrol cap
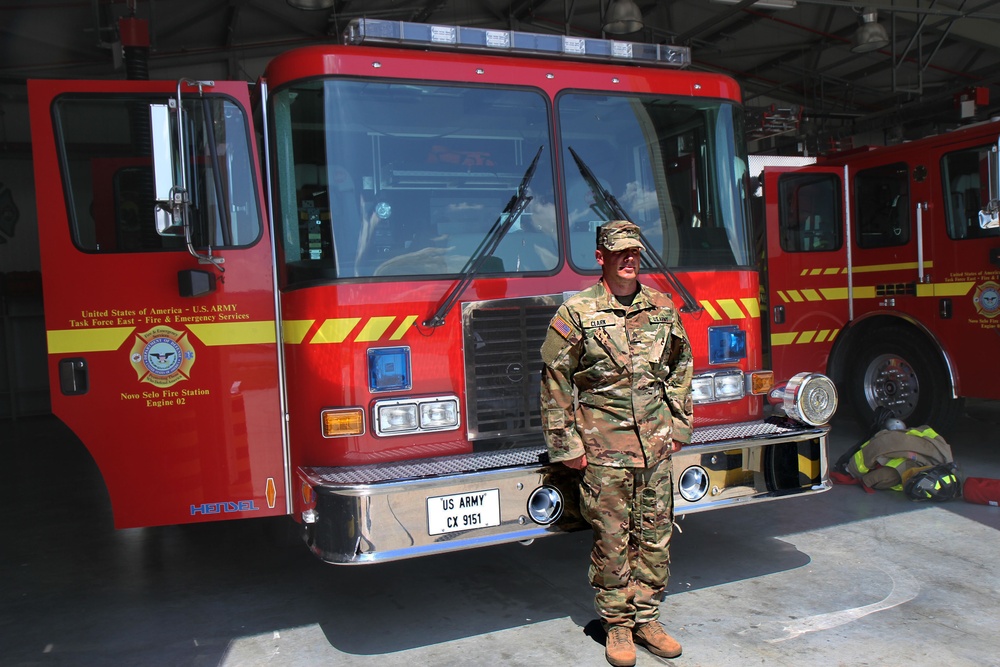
[597,220,645,252]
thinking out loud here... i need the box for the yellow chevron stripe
[390,315,418,340]
[47,327,135,354]
[771,332,798,346]
[311,318,360,344]
[355,316,395,342]
[699,300,722,320]
[187,321,276,346]
[819,287,848,300]
[824,267,843,275]
[795,331,815,343]
[787,291,805,303]
[740,298,761,318]
[282,320,314,344]
[801,289,822,301]
[809,268,823,276]
[718,299,746,319]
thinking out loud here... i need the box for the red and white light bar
[343,18,691,69]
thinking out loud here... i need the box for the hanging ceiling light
[852,8,889,53]
[286,0,336,9]
[603,0,644,34]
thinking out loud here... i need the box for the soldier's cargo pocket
[638,470,673,549]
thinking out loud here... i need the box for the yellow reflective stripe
[306,315,420,344]
[852,285,877,298]
[853,448,869,474]
[187,321,276,346]
[777,291,791,304]
[796,331,817,344]
[740,297,760,318]
[47,327,134,354]
[717,299,746,319]
[771,332,798,346]
[282,319,314,344]
[819,287,849,300]
[801,289,822,301]
[311,318,361,344]
[852,261,933,274]
[823,267,842,275]
[699,301,722,320]
[787,290,805,303]
[915,281,975,297]
[355,316,395,342]
[389,315,417,340]
[907,427,940,439]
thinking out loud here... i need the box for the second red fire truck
[758,123,1000,433]
[29,19,836,564]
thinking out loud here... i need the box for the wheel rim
[862,353,919,421]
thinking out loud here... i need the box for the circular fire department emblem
[129,326,195,387]
[973,281,1000,318]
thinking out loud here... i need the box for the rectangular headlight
[419,398,459,430]
[692,370,746,404]
[374,395,461,436]
[376,403,418,433]
[714,370,746,400]
[692,376,715,404]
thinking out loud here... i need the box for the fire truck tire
[846,328,964,433]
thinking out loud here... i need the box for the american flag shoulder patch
[553,315,573,338]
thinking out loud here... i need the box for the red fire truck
[29,19,836,564]
[758,125,1000,433]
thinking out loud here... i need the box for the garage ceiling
[3,0,1000,153]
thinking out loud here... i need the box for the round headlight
[783,372,838,426]
[678,466,710,502]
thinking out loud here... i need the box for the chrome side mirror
[979,140,1000,230]
[150,102,185,236]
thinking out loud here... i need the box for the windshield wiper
[568,146,700,313]
[424,145,544,328]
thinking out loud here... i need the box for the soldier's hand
[562,454,587,470]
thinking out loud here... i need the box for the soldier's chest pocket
[646,312,674,375]
[581,318,628,371]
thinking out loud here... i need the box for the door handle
[58,357,89,395]
[773,305,785,324]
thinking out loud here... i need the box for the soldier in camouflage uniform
[540,220,693,667]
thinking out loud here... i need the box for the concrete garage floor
[2,402,1000,667]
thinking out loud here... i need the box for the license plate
[427,489,501,535]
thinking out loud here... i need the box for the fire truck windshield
[271,79,751,286]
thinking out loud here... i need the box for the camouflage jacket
[540,279,694,467]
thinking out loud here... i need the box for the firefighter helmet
[903,462,962,502]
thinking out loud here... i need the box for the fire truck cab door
[28,79,287,528]
[762,166,849,387]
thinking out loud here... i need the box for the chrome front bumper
[300,418,830,564]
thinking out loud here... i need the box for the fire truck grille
[462,294,564,447]
[305,446,547,485]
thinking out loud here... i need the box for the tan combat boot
[633,621,682,658]
[604,625,636,667]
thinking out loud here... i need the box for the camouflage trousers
[579,459,674,629]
